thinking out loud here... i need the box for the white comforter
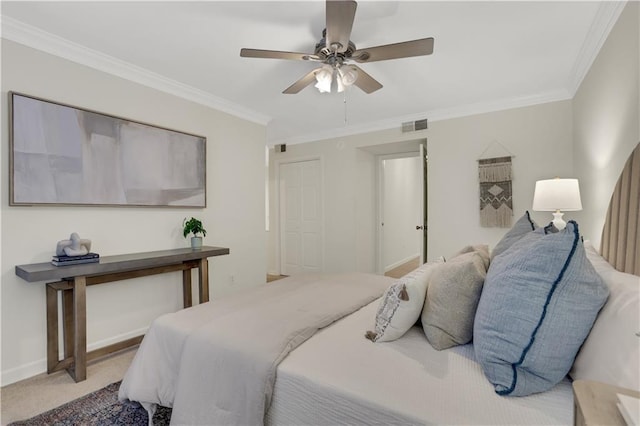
[267,299,574,425]
[118,273,393,426]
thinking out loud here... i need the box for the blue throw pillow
[490,211,536,260]
[474,221,609,396]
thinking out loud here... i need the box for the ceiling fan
[240,0,434,95]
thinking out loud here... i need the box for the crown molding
[3,0,619,147]
[0,16,271,126]
[273,1,629,146]
[275,89,572,146]
[566,1,627,96]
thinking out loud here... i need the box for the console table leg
[46,284,59,374]
[182,269,193,308]
[62,289,74,360]
[198,259,209,303]
[71,276,87,382]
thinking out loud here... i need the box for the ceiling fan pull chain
[343,91,348,125]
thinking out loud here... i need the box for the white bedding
[119,273,393,425]
[266,300,574,425]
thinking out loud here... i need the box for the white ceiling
[1,1,622,145]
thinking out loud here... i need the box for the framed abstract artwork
[9,92,206,207]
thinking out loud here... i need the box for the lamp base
[551,210,566,230]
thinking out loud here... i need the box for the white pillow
[366,259,443,342]
[570,241,640,391]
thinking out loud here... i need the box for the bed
[119,143,640,426]
[266,301,573,425]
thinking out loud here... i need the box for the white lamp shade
[314,65,333,93]
[316,64,358,93]
[532,178,582,211]
[339,65,358,86]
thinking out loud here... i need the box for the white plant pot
[190,236,203,249]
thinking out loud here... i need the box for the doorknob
[416,225,424,230]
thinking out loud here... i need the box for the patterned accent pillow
[474,222,609,396]
[366,259,443,343]
[421,245,490,350]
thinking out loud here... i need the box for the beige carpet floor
[0,347,137,425]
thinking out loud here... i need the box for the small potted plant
[183,217,207,249]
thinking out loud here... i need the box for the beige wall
[428,101,574,256]
[268,100,574,274]
[0,40,267,384]
[573,1,640,250]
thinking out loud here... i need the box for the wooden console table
[15,246,230,383]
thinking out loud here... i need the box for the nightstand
[573,379,640,426]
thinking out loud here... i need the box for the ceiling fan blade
[326,0,357,53]
[283,68,321,94]
[352,38,434,63]
[351,65,383,94]
[240,48,319,61]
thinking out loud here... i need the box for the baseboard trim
[384,254,420,273]
[1,326,148,386]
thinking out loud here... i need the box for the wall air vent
[401,122,414,133]
[401,118,428,133]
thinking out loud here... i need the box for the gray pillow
[421,246,489,350]
[451,244,490,270]
[474,221,609,396]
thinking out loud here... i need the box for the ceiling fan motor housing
[315,29,357,65]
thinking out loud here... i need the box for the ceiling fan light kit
[240,0,434,95]
[314,65,333,93]
[337,65,358,90]
[313,64,358,94]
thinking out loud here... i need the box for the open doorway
[376,141,427,276]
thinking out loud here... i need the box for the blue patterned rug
[9,381,171,425]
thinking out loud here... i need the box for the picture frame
[9,92,206,207]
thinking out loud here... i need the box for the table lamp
[532,178,582,230]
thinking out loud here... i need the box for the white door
[279,160,322,275]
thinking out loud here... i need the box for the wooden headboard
[600,142,640,276]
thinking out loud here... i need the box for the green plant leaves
[182,217,207,238]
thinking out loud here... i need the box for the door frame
[376,149,426,275]
[274,155,325,276]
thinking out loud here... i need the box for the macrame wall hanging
[478,142,514,228]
